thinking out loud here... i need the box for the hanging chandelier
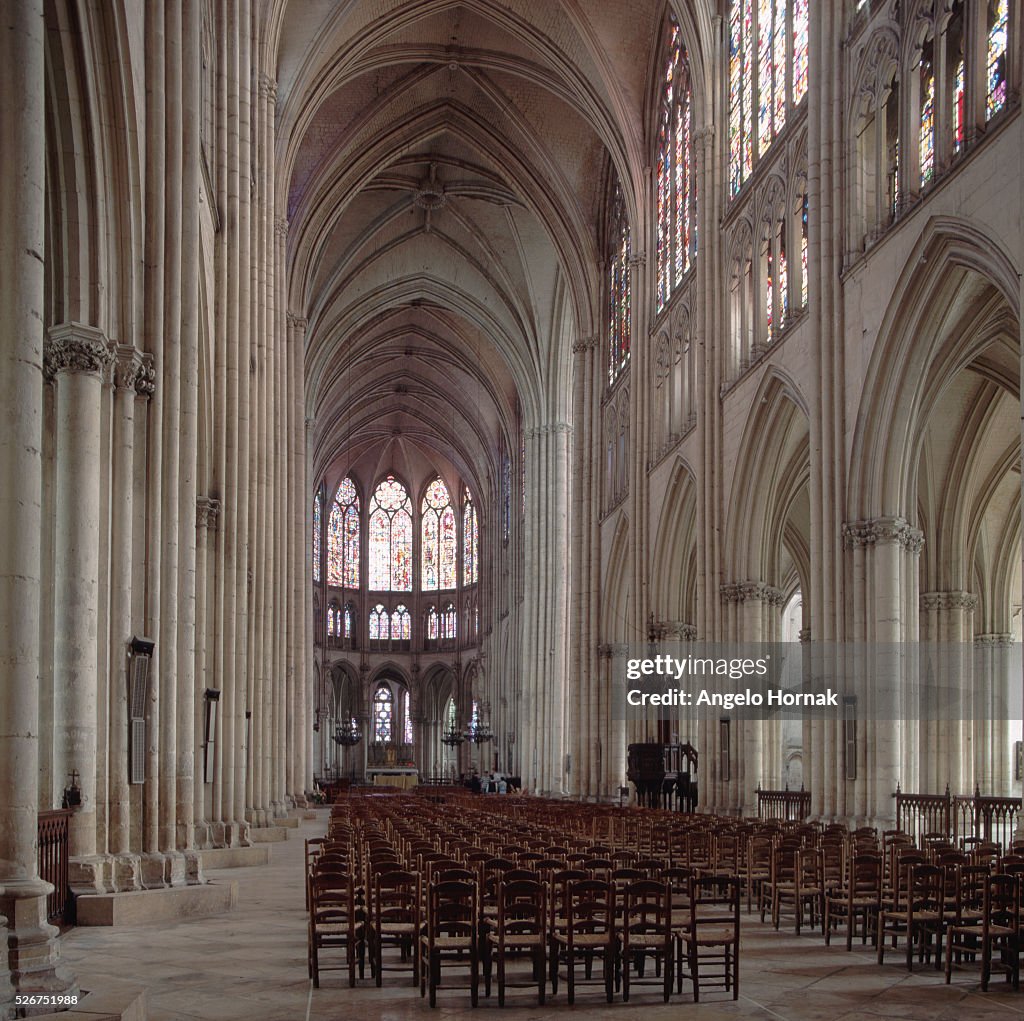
[333,717,362,747]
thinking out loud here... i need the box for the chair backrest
[621,879,671,948]
[497,878,546,937]
[565,878,614,943]
[373,869,420,928]
[847,853,882,902]
[985,872,1021,931]
[425,879,477,944]
[688,874,740,934]
[907,864,944,915]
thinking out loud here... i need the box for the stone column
[0,0,73,999]
[108,346,154,891]
[45,324,114,889]
[844,518,924,826]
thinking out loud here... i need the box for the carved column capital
[274,217,289,240]
[843,517,924,554]
[572,335,599,355]
[287,312,308,332]
[196,496,221,531]
[974,633,1015,647]
[258,73,278,103]
[920,590,978,612]
[720,581,786,606]
[112,344,155,397]
[44,323,113,382]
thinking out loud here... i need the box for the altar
[366,767,419,789]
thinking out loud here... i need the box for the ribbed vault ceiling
[274,0,691,493]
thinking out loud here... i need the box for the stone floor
[59,812,1024,1021]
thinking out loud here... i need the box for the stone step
[76,880,237,926]
[199,844,270,869]
[277,815,300,828]
[247,825,290,843]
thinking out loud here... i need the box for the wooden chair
[825,852,882,950]
[484,878,547,1006]
[945,872,1020,990]
[419,879,480,1007]
[617,879,673,1003]
[368,869,420,987]
[877,863,945,971]
[308,871,363,988]
[550,878,615,1005]
[678,874,740,1001]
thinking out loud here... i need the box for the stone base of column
[110,853,142,892]
[0,880,77,1004]
[183,850,204,886]
[68,856,113,896]
[193,821,213,849]
[223,820,251,848]
[139,851,187,888]
[270,799,286,819]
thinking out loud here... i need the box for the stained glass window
[343,603,353,640]
[800,192,809,307]
[403,690,413,745]
[421,477,456,590]
[463,488,478,585]
[368,475,412,591]
[608,177,631,382]
[953,57,966,152]
[372,684,393,743]
[369,603,388,641]
[391,604,411,641]
[729,0,753,194]
[427,605,439,641]
[442,602,457,641]
[920,45,935,186]
[987,1,1008,118]
[793,0,808,104]
[312,491,322,582]
[327,602,338,637]
[327,477,360,587]
[729,1,807,194]
[655,15,695,314]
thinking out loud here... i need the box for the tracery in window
[608,177,631,382]
[463,488,478,585]
[372,684,393,743]
[920,39,936,186]
[369,603,389,642]
[327,477,360,587]
[729,1,809,195]
[421,478,456,591]
[327,601,339,637]
[655,15,695,313]
[343,602,354,640]
[442,602,457,641]
[312,491,322,583]
[391,604,411,642]
[426,605,439,641]
[368,475,412,591]
[987,0,1009,118]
